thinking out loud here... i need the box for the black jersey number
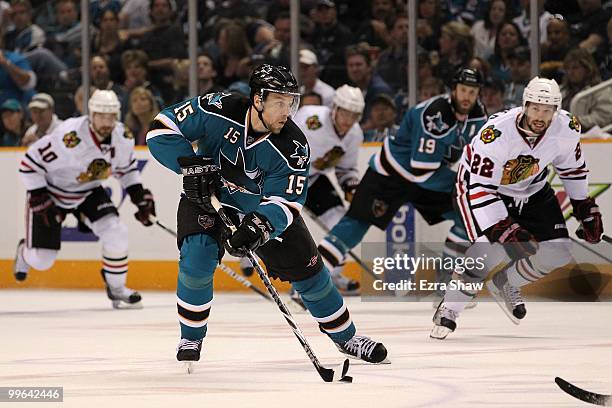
[470,153,494,178]
[38,142,58,163]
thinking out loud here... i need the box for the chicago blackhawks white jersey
[456,107,588,238]
[293,105,363,186]
[19,116,141,209]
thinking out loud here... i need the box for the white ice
[0,290,611,408]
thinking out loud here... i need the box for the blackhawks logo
[62,131,81,148]
[306,115,322,130]
[77,158,111,183]
[501,155,540,185]
[568,115,581,132]
[480,125,501,144]
[124,128,134,139]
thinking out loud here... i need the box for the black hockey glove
[572,197,603,243]
[225,212,275,257]
[127,184,156,227]
[342,178,360,202]
[177,156,220,213]
[485,217,538,260]
[28,188,64,227]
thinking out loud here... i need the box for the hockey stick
[603,234,612,245]
[302,207,376,279]
[210,196,352,383]
[153,219,272,301]
[555,377,612,406]
[569,236,612,264]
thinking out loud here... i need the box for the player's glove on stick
[572,197,603,243]
[225,212,275,257]
[342,178,359,202]
[28,187,64,227]
[177,156,220,213]
[485,217,538,260]
[127,184,156,226]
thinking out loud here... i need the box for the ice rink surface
[0,289,611,408]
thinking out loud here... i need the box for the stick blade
[317,359,352,383]
[555,377,612,406]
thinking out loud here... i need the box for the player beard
[453,98,473,115]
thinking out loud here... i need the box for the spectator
[119,0,151,31]
[468,56,492,79]
[262,12,291,67]
[0,46,36,106]
[45,0,81,68]
[311,0,353,87]
[124,86,159,145]
[363,93,399,142]
[570,0,610,55]
[488,21,526,84]
[301,91,323,106]
[0,98,26,145]
[345,43,393,126]
[77,55,126,107]
[481,77,506,114]
[471,0,509,60]
[433,21,474,88]
[540,17,572,82]
[561,47,612,131]
[417,0,446,52]
[603,16,612,77]
[418,76,445,102]
[356,0,396,51]
[298,48,335,107]
[504,45,531,107]
[208,19,253,87]
[90,0,121,28]
[22,92,62,145]
[120,49,163,114]
[3,0,46,53]
[197,54,224,96]
[376,13,409,93]
[92,9,126,83]
[513,0,552,44]
[139,0,186,62]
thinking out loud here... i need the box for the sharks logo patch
[204,92,231,109]
[290,140,309,168]
[219,148,263,194]
[425,111,450,135]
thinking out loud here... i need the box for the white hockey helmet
[333,85,365,114]
[88,89,121,121]
[522,76,562,111]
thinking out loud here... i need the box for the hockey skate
[430,292,477,310]
[101,271,143,309]
[177,338,203,374]
[335,335,389,364]
[13,239,30,282]
[430,302,458,340]
[486,270,526,325]
[331,272,360,296]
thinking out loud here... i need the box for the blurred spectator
[3,0,46,53]
[208,19,253,87]
[90,0,121,28]
[45,0,81,68]
[468,56,492,79]
[345,44,393,125]
[513,0,551,44]
[471,0,509,60]
[603,16,612,77]
[540,17,572,82]
[418,76,445,101]
[119,0,151,31]
[363,93,399,141]
[92,9,126,83]
[481,77,506,114]
[140,0,186,62]
[88,55,126,102]
[488,21,526,83]
[301,91,323,106]
[22,92,62,145]
[570,0,611,55]
[356,0,396,51]
[197,54,224,96]
[433,21,474,88]
[417,0,445,51]
[376,12,409,93]
[124,86,159,145]
[504,45,531,107]
[120,49,163,113]
[298,48,335,107]
[0,1,10,31]
[394,52,435,120]
[561,47,612,131]
[0,98,26,145]
[311,0,352,87]
[0,47,36,106]
[262,11,291,67]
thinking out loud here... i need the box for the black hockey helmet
[248,64,301,118]
[452,67,484,88]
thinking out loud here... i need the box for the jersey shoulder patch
[565,112,582,133]
[267,120,310,171]
[479,124,502,144]
[306,114,323,130]
[62,131,81,148]
[420,96,455,137]
[123,127,134,140]
[199,91,249,125]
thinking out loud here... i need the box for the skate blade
[430,325,452,340]
[465,300,478,310]
[111,300,144,310]
[340,351,391,365]
[486,281,520,325]
[184,361,194,374]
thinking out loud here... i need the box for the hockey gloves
[178,156,220,213]
[342,178,360,202]
[485,217,538,260]
[572,197,603,243]
[225,212,274,257]
[28,188,64,227]
[127,184,156,226]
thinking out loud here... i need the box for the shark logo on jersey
[205,92,231,109]
[425,111,450,135]
[290,140,309,168]
[480,125,501,144]
[501,155,540,185]
[219,148,263,194]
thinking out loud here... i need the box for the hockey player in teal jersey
[318,68,488,296]
[146,64,387,366]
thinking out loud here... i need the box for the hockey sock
[318,216,370,267]
[177,234,218,340]
[102,253,128,288]
[292,267,356,344]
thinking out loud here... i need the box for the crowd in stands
[2,0,612,146]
